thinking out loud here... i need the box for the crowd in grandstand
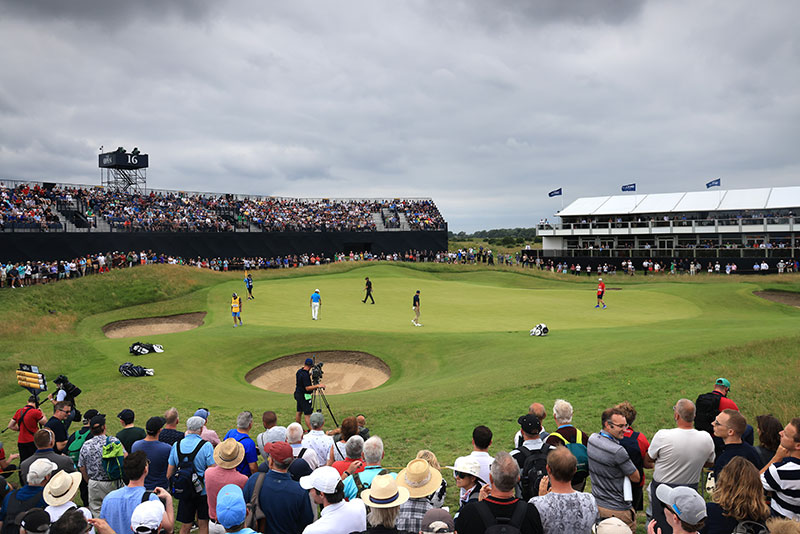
[0,182,445,234]
[2,378,798,534]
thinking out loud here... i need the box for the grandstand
[0,180,447,261]
[536,186,800,263]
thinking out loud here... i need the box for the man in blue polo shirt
[310,289,322,320]
[166,417,215,534]
[222,412,258,477]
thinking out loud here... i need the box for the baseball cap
[194,408,209,420]
[592,517,630,534]
[264,426,286,444]
[518,414,542,435]
[90,414,106,429]
[19,508,50,534]
[131,499,165,533]
[310,412,324,427]
[314,289,319,293]
[299,465,341,493]
[28,459,57,482]
[267,441,293,463]
[216,484,247,529]
[655,485,707,525]
[117,409,135,424]
[82,409,99,423]
[716,377,731,389]
[420,508,455,533]
[304,358,314,366]
[146,416,166,435]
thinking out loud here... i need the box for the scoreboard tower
[99,146,149,193]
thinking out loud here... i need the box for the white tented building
[537,186,800,259]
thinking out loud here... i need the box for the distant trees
[448,227,540,246]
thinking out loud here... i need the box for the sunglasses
[454,471,472,479]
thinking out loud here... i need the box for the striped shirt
[761,457,800,520]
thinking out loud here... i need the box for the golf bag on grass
[530,324,549,336]
[119,362,154,377]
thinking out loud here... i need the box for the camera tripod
[311,384,339,430]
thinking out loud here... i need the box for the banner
[621,183,636,192]
[548,188,562,197]
[706,178,721,188]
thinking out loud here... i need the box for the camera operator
[295,358,325,431]
[48,376,81,429]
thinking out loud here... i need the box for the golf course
[1,262,799,526]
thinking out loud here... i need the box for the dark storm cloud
[0,0,217,25]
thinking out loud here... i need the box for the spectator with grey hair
[166,416,215,534]
[302,412,334,468]
[644,398,714,534]
[0,459,54,534]
[343,437,395,501]
[454,451,544,534]
[286,423,320,470]
[222,412,258,476]
[545,399,589,491]
[331,435,366,477]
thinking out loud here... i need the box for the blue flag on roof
[548,188,562,197]
[706,178,721,188]
[621,183,636,192]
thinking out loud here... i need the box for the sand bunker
[754,290,800,308]
[246,351,390,394]
[103,312,207,339]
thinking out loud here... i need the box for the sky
[1,1,798,233]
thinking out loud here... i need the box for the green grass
[1,263,799,532]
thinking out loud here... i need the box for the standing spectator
[255,411,285,462]
[530,447,598,534]
[44,403,72,454]
[194,409,221,447]
[302,413,334,467]
[130,499,172,534]
[78,415,124,517]
[415,450,447,509]
[159,408,184,446]
[703,457,769,533]
[343,437,395,501]
[615,401,650,513]
[286,423,320,471]
[242,442,313,534]
[19,430,75,487]
[64,409,98,507]
[760,416,800,521]
[419,509,455,534]
[131,417,172,491]
[8,397,47,463]
[645,399,714,534]
[514,403,549,447]
[587,407,640,533]
[0,459,54,533]
[43,470,91,524]
[99,452,167,534]
[648,486,706,534]
[754,414,783,467]
[354,474,410,534]
[454,426,493,495]
[300,466,366,534]
[204,439,247,530]
[357,414,370,441]
[115,410,145,454]
[331,436,365,477]
[166,417,215,534]
[222,412,258,477]
[695,378,739,456]
[545,399,589,491]
[445,457,483,514]
[214,485,256,534]
[325,416,358,464]
[395,459,442,532]
[712,410,762,478]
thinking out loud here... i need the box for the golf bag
[119,362,154,377]
[129,342,164,355]
[530,324,549,336]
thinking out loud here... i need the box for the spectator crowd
[1,377,798,534]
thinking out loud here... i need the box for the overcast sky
[1,1,798,232]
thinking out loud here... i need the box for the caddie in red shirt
[595,278,607,309]
[7,396,47,463]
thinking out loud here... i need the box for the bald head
[530,403,546,423]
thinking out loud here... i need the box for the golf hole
[246,351,391,394]
[102,312,207,338]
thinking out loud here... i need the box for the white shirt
[466,451,493,490]
[648,427,715,485]
[302,498,367,534]
[46,504,94,534]
[302,430,334,466]
[291,443,320,470]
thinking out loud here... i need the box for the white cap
[28,458,57,484]
[598,278,603,281]
[299,466,341,494]
[314,289,320,293]
[131,499,165,532]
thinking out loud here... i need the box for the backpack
[475,500,527,534]
[245,472,266,532]
[101,437,125,480]
[67,427,92,468]
[695,392,722,434]
[549,429,589,482]
[513,446,550,500]
[170,438,207,498]
[732,520,769,534]
[1,490,43,534]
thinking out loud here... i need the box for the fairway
[1,263,799,530]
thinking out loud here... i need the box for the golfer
[412,290,422,326]
[595,278,606,309]
[363,277,375,304]
[310,289,322,320]
[231,292,243,327]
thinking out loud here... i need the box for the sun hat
[716,377,731,389]
[360,474,409,508]
[656,485,707,525]
[420,508,455,533]
[216,484,247,529]
[214,438,245,470]
[19,509,50,534]
[592,517,630,534]
[43,469,83,506]
[131,499,165,533]
[444,457,484,483]
[299,466,341,494]
[396,459,443,498]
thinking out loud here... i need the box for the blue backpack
[170,438,207,498]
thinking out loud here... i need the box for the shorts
[177,491,210,523]
[295,392,312,415]
[597,292,604,299]
[232,312,240,317]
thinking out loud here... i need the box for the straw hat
[43,470,83,506]
[214,438,245,470]
[360,474,409,508]
[396,459,443,498]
